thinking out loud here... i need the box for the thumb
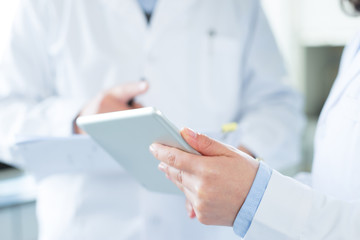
[110,81,149,103]
[180,128,234,157]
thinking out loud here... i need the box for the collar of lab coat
[101,0,197,33]
[321,39,360,115]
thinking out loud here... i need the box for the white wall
[262,0,303,90]
[262,0,295,70]
[299,0,360,46]
[262,0,360,92]
[263,0,360,54]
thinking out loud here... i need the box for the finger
[131,102,144,109]
[110,81,149,102]
[180,128,234,157]
[186,199,196,219]
[158,163,197,193]
[150,143,198,174]
[182,187,197,213]
[158,163,197,219]
[162,169,197,209]
[186,199,192,214]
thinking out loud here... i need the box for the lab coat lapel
[152,0,198,33]
[101,0,148,31]
[321,49,360,117]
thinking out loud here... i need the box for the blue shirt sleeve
[233,161,272,238]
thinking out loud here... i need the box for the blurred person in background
[0,0,303,239]
[151,0,360,239]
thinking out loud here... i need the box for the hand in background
[150,128,259,226]
[74,81,149,134]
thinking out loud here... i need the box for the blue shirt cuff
[233,161,272,238]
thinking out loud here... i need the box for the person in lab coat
[0,0,303,239]
[150,1,360,239]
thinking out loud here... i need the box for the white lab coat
[0,0,303,239]
[244,33,360,239]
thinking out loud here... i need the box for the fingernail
[185,128,198,139]
[149,144,157,154]
[158,162,167,172]
[139,81,148,90]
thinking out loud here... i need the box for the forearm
[0,96,85,161]
[245,171,360,240]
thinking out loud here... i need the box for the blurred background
[1,0,360,239]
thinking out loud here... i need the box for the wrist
[233,162,272,237]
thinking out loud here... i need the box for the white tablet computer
[76,107,199,195]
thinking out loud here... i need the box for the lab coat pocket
[200,35,241,114]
